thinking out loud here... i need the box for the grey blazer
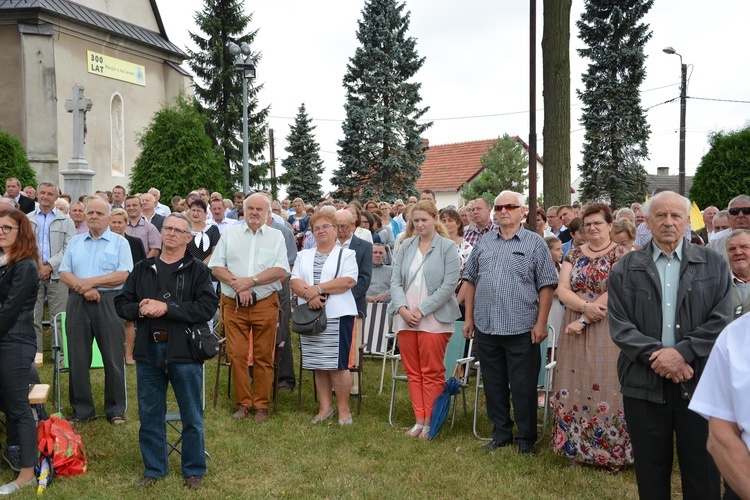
[388,233,461,324]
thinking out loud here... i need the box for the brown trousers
[222,293,279,410]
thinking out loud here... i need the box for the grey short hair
[496,190,525,207]
[166,212,193,233]
[716,210,729,219]
[729,195,750,207]
[319,205,336,216]
[642,191,690,217]
[244,193,272,212]
[37,181,56,191]
[373,242,386,249]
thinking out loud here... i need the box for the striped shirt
[463,226,558,335]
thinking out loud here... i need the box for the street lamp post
[663,46,687,196]
[228,41,256,194]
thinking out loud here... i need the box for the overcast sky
[157,0,750,198]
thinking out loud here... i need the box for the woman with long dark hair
[0,209,41,493]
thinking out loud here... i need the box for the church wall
[75,0,160,32]
[0,26,24,146]
[54,31,187,195]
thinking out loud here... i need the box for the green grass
[5,332,685,499]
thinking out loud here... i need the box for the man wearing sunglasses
[708,195,750,260]
[462,190,558,455]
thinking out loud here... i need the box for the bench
[29,384,50,405]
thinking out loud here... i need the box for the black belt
[150,331,168,343]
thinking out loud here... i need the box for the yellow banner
[87,50,146,86]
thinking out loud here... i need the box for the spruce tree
[333,0,431,201]
[187,0,269,192]
[282,103,325,203]
[577,0,653,207]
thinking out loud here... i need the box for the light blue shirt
[59,228,133,291]
[34,207,57,263]
[652,239,683,348]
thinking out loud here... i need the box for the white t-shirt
[689,314,750,451]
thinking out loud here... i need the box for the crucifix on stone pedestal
[60,84,96,202]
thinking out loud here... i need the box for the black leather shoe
[518,443,537,455]
[482,440,513,450]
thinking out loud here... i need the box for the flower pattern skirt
[551,307,634,466]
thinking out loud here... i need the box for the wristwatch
[578,317,588,326]
[252,276,259,286]
[318,285,325,296]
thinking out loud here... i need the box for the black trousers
[0,341,37,468]
[66,291,126,420]
[476,330,540,444]
[277,280,295,388]
[624,380,721,500]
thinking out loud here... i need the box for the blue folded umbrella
[429,366,462,440]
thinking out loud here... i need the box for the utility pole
[269,128,277,199]
[528,0,537,231]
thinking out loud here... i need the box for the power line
[689,96,750,104]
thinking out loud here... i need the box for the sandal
[405,424,424,437]
[109,416,127,425]
[419,426,431,440]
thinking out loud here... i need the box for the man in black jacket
[114,213,218,490]
[5,178,35,214]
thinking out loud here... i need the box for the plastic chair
[51,312,106,412]
[388,321,474,428]
[166,364,210,459]
[472,325,557,442]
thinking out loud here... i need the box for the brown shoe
[184,476,203,489]
[254,408,269,422]
[232,405,250,420]
[136,476,158,487]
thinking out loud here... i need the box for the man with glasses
[114,213,218,490]
[59,198,133,425]
[209,194,289,421]
[462,190,558,455]
[555,205,574,243]
[125,196,161,259]
[708,196,750,259]
[545,206,565,237]
[463,198,498,247]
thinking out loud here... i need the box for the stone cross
[65,84,93,161]
[61,84,96,201]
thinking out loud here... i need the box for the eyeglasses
[336,224,352,229]
[729,207,750,216]
[162,226,190,235]
[583,221,607,228]
[0,225,19,234]
[312,224,334,233]
[189,208,205,214]
[494,204,520,212]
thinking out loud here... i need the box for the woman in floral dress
[551,203,633,469]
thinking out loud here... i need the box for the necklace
[588,241,613,253]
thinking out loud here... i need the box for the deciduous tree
[0,127,36,190]
[690,126,750,209]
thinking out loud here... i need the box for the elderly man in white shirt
[209,193,289,422]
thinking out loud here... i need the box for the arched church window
[110,93,124,176]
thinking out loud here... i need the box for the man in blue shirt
[60,198,133,425]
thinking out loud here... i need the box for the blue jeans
[136,341,205,479]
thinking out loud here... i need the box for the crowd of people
[1,176,749,497]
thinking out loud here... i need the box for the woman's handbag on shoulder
[185,323,220,361]
[292,248,343,335]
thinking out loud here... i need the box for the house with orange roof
[415,137,544,208]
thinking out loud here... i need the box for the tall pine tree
[333,0,431,201]
[577,0,652,207]
[187,0,269,192]
[282,103,325,203]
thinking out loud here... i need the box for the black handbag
[293,248,343,335]
[185,323,220,361]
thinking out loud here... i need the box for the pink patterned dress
[551,245,634,466]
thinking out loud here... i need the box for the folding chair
[357,303,397,394]
[472,325,557,442]
[388,321,474,428]
[51,312,107,412]
[166,364,210,459]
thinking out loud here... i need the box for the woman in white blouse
[388,201,461,439]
